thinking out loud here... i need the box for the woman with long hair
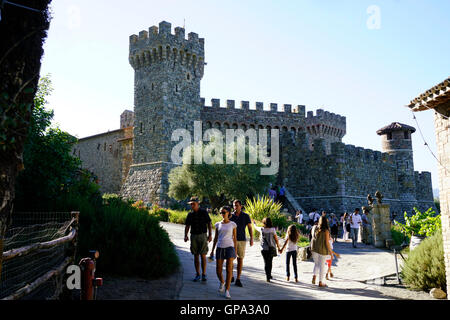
[341,212,350,241]
[252,217,281,282]
[209,206,237,299]
[279,224,300,282]
[310,216,333,287]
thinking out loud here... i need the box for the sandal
[318,282,328,288]
[330,272,334,278]
[312,276,316,284]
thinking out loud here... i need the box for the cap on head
[188,196,199,204]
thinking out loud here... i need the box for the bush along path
[159,222,434,300]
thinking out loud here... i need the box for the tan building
[407,77,450,297]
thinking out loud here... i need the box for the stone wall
[73,129,125,194]
[434,112,450,296]
[201,99,346,154]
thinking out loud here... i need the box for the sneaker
[193,275,201,282]
[225,290,231,299]
[202,274,207,282]
[218,283,225,293]
[235,279,243,287]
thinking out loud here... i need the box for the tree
[168,139,276,211]
[14,76,82,211]
[0,0,52,279]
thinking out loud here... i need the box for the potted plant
[394,207,441,251]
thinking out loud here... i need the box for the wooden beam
[2,228,76,262]
[2,257,73,300]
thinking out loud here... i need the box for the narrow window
[187,73,190,80]
[176,84,178,92]
[140,122,143,134]
[153,125,155,132]
[104,143,106,151]
[151,83,154,91]
[387,132,392,140]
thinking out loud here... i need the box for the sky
[39,0,450,194]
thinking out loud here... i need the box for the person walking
[329,213,339,242]
[184,197,213,282]
[295,210,303,224]
[325,238,340,280]
[310,216,333,287]
[361,208,371,245]
[279,185,286,205]
[229,199,253,287]
[268,187,277,202]
[279,224,300,282]
[341,212,350,241]
[349,208,362,248]
[252,217,281,282]
[209,206,237,299]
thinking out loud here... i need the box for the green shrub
[394,207,441,237]
[54,193,179,279]
[391,224,409,246]
[168,209,189,224]
[401,231,446,292]
[149,205,169,222]
[245,195,283,222]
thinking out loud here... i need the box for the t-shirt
[268,189,277,199]
[230,211,251,241]
[185,208,211,235]
[361,213,370,227]
[296,214,303,224]
[215,221,237,248]
[285,235,297,252]
[313,212,321,223]
[279,187,285,196]
[350,213,362,229]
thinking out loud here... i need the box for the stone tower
[377,122,417,213]
[121,21,205,205]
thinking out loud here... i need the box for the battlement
[341,144,393,163]
[129,21,205,74]
[202,98,306,115]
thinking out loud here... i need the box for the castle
[73,21,435,218]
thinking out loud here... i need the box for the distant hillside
[433,188,440,199]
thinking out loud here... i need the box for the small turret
[377,122,417,203]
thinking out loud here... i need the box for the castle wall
[73,129,125,194]
[201,99,346,155]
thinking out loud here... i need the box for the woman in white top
[341,212,350,241]
[279,224,300,282]
[209,206,237,299]
[252,217,281,282]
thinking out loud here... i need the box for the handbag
[306,246,312,260]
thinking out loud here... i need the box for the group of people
[295,207,372,248]
[184,197,253,299]
[184,197,370,299]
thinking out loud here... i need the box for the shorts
[190,233,209,255]
[216,247,236,260]
[326,259,332,268]
[236,241,247,259]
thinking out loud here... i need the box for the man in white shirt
[349,208,362,248]
[295,210,303,224]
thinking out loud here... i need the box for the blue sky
[40,0,450,193]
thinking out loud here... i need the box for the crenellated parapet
[200,98,345,136]
[129,21,205,78]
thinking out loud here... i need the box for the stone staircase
[284,187,306,217]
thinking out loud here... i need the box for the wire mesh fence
[0,212,77,300]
